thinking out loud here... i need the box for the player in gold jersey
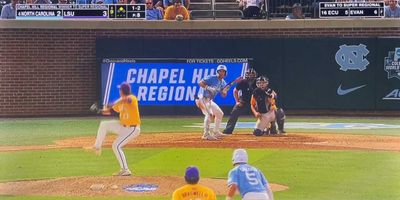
[172,166,216,200]
[90,82,141,176]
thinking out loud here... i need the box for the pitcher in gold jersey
[90,82,141,176]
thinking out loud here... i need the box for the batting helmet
[216,65,228,77]
[232,149,248,165]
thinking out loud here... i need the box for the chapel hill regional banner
[101,59,248,106]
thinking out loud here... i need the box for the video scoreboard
[319,2,384,18]
[16,4,146,19]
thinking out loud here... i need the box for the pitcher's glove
[89,103,101,114]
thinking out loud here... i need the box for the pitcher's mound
[0,176,288,197]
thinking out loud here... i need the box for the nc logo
[335,44,369,71]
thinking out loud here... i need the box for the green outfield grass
[0,117,400,200]
[1,116,400,146]
[0,148,399,200]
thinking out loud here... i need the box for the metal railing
[190,0,244,19]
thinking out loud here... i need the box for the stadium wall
[1,19,399,117]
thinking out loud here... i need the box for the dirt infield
[1,132,399,197]
[1,132,400,152]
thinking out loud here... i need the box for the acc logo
[335,44,369,71]
[384,47,400,80]
[382,89,400,100]
[123,184,158,192]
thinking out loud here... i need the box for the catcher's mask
[245,68,257,79]
[216,64,228,78]
[232,149,248,165]
[256,76,269,90]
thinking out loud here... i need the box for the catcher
[250,76,285,136]
[87,82,140,176]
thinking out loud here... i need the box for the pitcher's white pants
[196,98,224,134]
[94,120,140,170]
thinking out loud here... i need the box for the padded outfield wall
[1,20,400,117]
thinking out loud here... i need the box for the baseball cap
[117,82,131,95]
[185,166,199,182]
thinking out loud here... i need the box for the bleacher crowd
[1,0,399,20]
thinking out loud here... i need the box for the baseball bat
[222,76,243,93]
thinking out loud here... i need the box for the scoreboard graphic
[319,2,384,18]
[16,4,146,19]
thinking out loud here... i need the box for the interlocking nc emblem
[335,44,369,71]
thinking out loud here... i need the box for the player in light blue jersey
[226,149,274,200]
[195,65,228,140]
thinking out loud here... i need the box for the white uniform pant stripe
[113,126,140,170]
[94,120,140,170]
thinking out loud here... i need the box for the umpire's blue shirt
[227,163,268,197]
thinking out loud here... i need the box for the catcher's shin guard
[277,119,285,133]
[275,108,286,121]
[275,108,286,133]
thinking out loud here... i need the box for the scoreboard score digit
[16,4,146,19]
[319,2,384,18]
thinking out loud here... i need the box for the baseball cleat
[201,134,218,141]
[113,169,132,176]
[83,146,102,156]
[213,131,225,139]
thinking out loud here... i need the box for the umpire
[223,68,257,134]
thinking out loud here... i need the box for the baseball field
[0,116,400,200]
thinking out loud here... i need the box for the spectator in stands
[34,0,52,3]
[145,0,163,19]
[130,0,143,3]
[58,0,68,4]
[91,0,117,4]
[76,0,91,4]
[118,0,128,3]
[164,0,189,20]
[286,3,305,19]
[163,0,189,9]
[238,0,264,19]
[26,0,34,3]
[384,0,400,18]
[1,0,18,19]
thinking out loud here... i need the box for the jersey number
[245,171,259,185]
[121,106,129,120]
